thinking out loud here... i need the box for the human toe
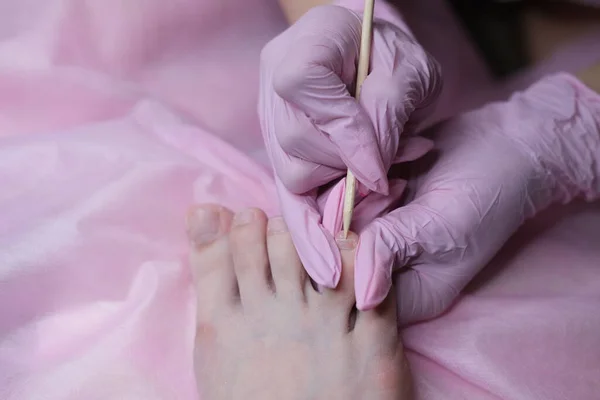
[266,216,309,304]
[229,208,273,310]
[186,204,237,318]
[307,232,359,330]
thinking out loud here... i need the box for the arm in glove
[259,0,442,287]
[355,73,600,324]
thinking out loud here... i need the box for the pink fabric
[0,1,598,400]
[0,1,282,398]
[0,101,278,399]
[405,201,600,399]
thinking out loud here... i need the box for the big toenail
[267,217,288,234]
[187,207,223,245]
[336,232,357,250]
[233,209,256,226]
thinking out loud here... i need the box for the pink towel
[0,1,598,399]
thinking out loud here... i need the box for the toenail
[336,232,357,250]
[187,207,224,245]
[233,209,256,226]
[267,217,288,234]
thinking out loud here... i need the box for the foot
[186,205,412,400]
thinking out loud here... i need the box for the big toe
[352,278,409,398]
[351,272,410,399]
[187,204,237,319]
[307,232,359,331]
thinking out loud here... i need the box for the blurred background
[445,0,600,77]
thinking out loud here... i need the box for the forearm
[523,3,600,64]
[519,72,600,205]
[516,4,600,201]
[577,61,600,93]
[277,0,401,25]
[523,2,600,92]
[574,62,600,201]
[277,0,332,23]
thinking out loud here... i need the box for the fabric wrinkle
[1,1,600,399]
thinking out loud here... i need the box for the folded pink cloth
[0,0,598,399]
[0,99,279,399]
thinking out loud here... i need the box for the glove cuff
[514,73,600,204]
[333,0,415,38]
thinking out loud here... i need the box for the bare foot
[186,205,412,400]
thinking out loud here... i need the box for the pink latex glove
[356,73,600,324]
[259,1,442,287]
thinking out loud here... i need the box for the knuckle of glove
[274,158,316,194]
[390,32,441,103]
[275,123,306,157]
[271,41,338,101]
[272,55,312,99]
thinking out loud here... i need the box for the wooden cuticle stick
[342,0,375,239]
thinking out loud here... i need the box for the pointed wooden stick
[342,0,375,239]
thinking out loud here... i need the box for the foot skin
[186,205,412,400]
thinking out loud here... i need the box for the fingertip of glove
[353,231,395,309]
[355,297,377,311]
[304,269,329,288]
[355,278,391,311]
[295,226,342,289]
[373,179,390,196]
[351,175,389,197]
[355,277,392,311]
[302,257,341,288]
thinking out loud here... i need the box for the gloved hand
[355,73,600,324]
[259,1,442,287]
